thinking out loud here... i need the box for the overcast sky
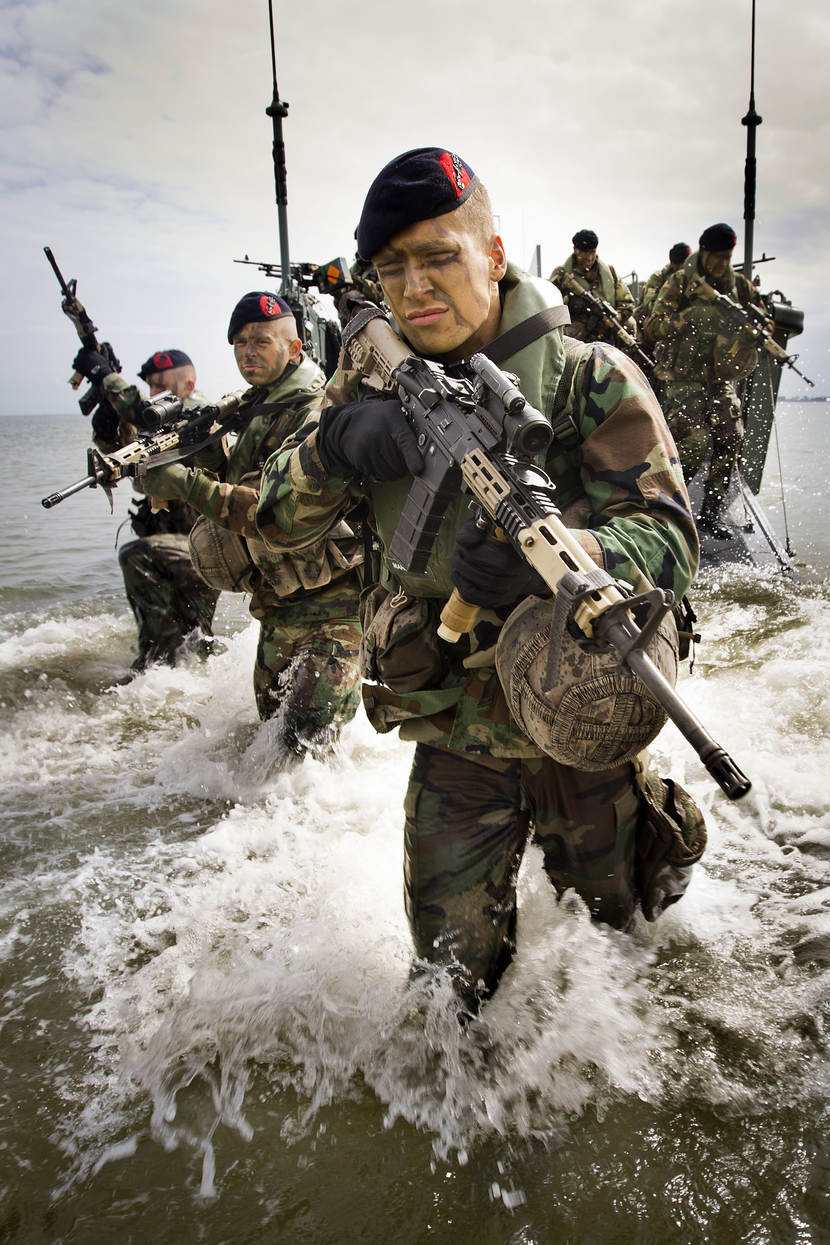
[3,0,829,416]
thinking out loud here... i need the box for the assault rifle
[43,246,122,420]
[554,268,656,375]
[339,298,751,800]
[41,390,246,510]
[686,273,815,386]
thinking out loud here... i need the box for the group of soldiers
[550,220,772,539]
[67,145,771,1016]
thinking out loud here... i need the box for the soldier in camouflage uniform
[139,293,363,754]
[71,346,220,678]
[255,148,705,1012]
[550,228,636,343]
[635,242,691,345]
[645,223,771,538]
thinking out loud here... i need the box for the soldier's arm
[564,343,699,599]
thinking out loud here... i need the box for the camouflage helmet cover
[495,596,679,769]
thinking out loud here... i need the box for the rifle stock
[340,302,751,800]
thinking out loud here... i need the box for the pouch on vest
[359,585,444,694]
[635,771,707,921]
[188,516,257,593]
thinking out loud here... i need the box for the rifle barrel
[41,469,105,508]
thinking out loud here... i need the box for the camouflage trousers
[118,534,219,667]
[253,612,363,751]
[662,381,744,506]
[403,744,705,1011]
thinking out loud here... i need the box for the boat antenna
[741,0,762,281]
[266,0,291,295]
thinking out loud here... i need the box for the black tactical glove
[450,518,547,608]
[73,346,114,384]
[316,398,424,482]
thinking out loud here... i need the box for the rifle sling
[480,305,571,365]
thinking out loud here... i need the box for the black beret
[227,292,294,343]
[572,229,598,250]
[699,223,737,252]
[138,348,193,380]
[669,242,691,265]
[356,147,478,261]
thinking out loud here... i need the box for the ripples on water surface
[0,414,828,1243]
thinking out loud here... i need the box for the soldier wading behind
[256,148,707,1013]
[139,293,363,757]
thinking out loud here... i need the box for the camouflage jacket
[550,255,635,342]
[636,263,676,339]
[645,252,769,384]
[181,356,362,619]
[256,263,698,757]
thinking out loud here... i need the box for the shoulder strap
[549,336,587,447]
[481,305,571,365]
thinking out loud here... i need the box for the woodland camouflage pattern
[645,250,769,503]
[257,264,697,757]
[141,356,363,733]
[550,254,636,342]
[100,375,219,666]
[256,263,702,993]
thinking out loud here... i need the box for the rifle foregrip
[438,589,479,642]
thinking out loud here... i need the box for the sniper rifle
[554,268,656,375]
[43,245,122,422]
[686,272,815,386]
[338,297,751,801]
[41,390,246,510]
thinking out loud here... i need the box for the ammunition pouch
[189,516,362,598]
[359,585,444,693]
[635,772,707,921]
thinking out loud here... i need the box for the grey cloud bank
[2,0,829,415]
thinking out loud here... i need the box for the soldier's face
[573,247,597,272]
[700,249,733,280]
[372,215,506,361]
[146,368,194,400]
[232,321,301,386]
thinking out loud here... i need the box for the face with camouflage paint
[372,214,507,362]
[573,247,598,274]
[144,364,197,399]
[232,319,302,387]
[700,249,733,281]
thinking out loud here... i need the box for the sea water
[0,408,828,1243]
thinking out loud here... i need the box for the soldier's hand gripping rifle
[41,390,246,510]
[555,269,656,375]
[43,246,122,419]
[339,299,751,801]
[686,272,815,386]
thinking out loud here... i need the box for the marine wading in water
[254,146,755,1014]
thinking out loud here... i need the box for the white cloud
[2,0,829,413]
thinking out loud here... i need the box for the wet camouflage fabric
[253,591,362,747]
[94,376,218,662]
[257,265,697,758]
[118,532,219,666]
[550,255,635,343]
[659,380,744,504]
[403,743,642,1007]
[645,251,770,506]
[256,262,703,977]
[141,356,363,730]
[645,251,767,386]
